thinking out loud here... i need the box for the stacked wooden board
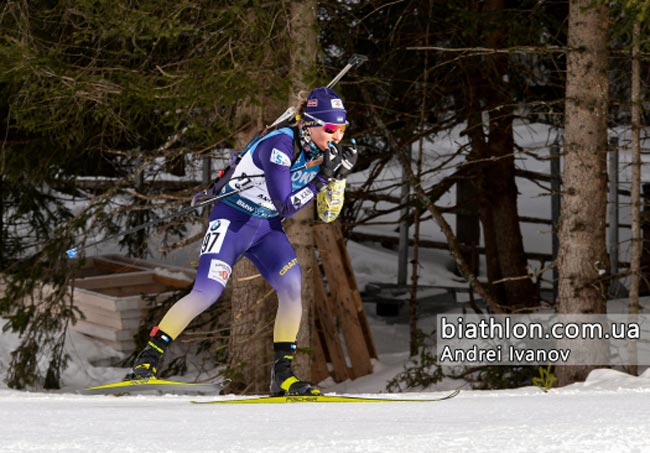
[70,255,195,353]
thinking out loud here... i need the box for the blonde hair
[293,90,309,120]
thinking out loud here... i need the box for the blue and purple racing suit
[157,127,343,343]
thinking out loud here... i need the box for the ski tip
[66,248,78,259]
[445,389,461,399]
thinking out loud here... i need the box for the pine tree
[0,0,299,389]
[556,0,610,385]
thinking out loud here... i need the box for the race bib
[200,219,230,255]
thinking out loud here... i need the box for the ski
[191,389,459,404]
[79,377,226,395]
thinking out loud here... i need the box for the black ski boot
[124,327,172,380]
[270,342,320,396]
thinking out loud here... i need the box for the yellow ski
[191,389,459,404]
[80,378,226,395]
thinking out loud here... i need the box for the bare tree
[556,0,610,386]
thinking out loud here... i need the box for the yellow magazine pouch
[316,179,346,223]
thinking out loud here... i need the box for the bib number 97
[200,219,230,255]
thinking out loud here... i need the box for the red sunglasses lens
[323,123,346,134]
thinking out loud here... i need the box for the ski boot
[124,327,172,380]
[270,342,320,396]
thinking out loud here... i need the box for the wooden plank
[313,223,373,378]
[71,256,146,279]
[75,304,143,330]
[75,305,121,328]
[72,288,152,311]
[75,271,191,296]
[66,256,197,354]
[311,327,331,384]
[74,271,156,290]
[72,289,119,311]
[330,227,379,360]
[95,283,170,297]
[152,273,194,289]
[75,301,144,321]
[338,227,377,358]
[312,252,350,382]
[75,270,190,291]
[356,308,378,359]
[91,256,150,273]
[107,255,196,280]
[315,222,376,364]
[75,334,136,353]
[73,320,136,342]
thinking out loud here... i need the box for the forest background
[1,0,649,392]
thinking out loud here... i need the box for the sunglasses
[303,112,348,134]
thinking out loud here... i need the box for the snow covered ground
[1,294,650,452]
[2,121,650,451]
[1,366,649,452]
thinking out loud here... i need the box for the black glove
[335,139,358,179]
[318,144,343,180]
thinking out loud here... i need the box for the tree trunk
[228,103,277,394]
[556,0,609,386]
[456,177,480,276]
[463,0,538,312]
[484,112,538,311]
[284,0,318,381]
[228,269,277,394]
[227,2,318,393]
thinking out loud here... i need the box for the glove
[318,144,343,180]
[335,139,358,179]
